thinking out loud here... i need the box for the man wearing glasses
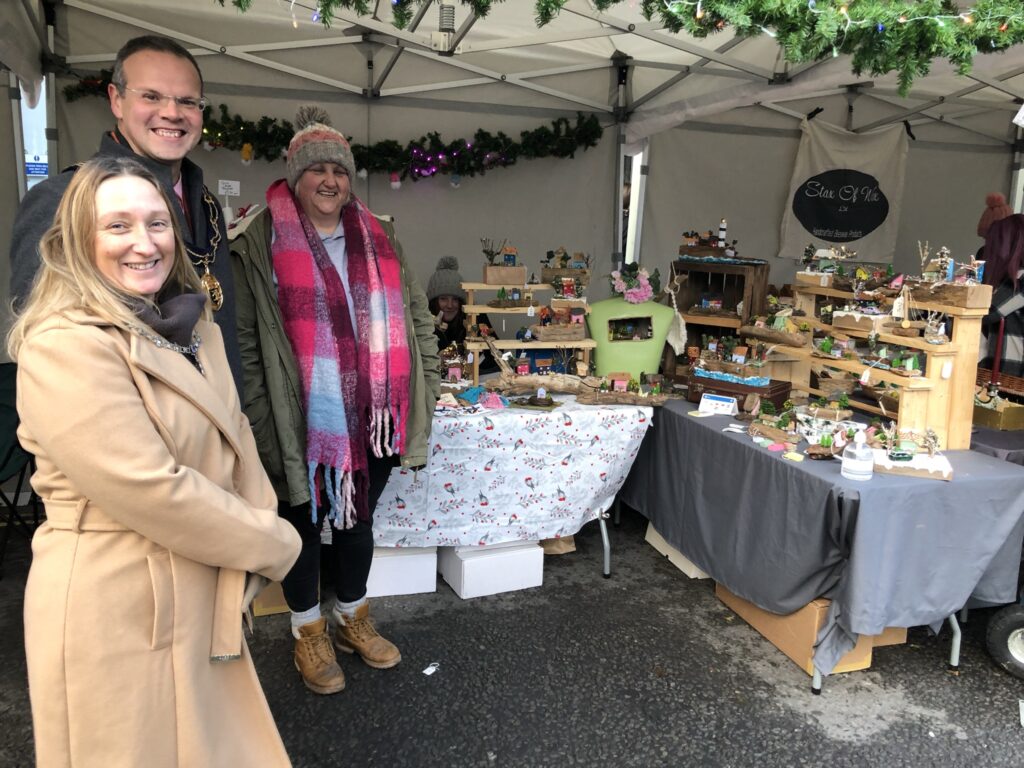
[9,35,241,390]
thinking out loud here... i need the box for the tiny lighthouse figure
[718,218,728,248]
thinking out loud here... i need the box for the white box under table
[438,541,544,599]
[365,546,438,598]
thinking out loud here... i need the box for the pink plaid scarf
[267,179,410,527]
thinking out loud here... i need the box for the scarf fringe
[369,407,395,459]
[308,464,358,530]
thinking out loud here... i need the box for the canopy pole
[612,52,631,271]
[1011,126,1023,214]
[8,72,28,202]
[45,11,57,177]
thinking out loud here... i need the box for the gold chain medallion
[201,269,224,311]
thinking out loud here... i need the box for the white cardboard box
[645,523,709,579]
[438,542,544,599]
[365,546,438,598]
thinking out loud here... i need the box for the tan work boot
[294,617,346,694]
[333,601,402,669]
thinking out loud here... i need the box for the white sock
[332,596,367,624]
[290,605,323,639]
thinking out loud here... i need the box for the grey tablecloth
[971,426,1024,466]
[620,399,1024,675]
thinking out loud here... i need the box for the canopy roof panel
[0,0,1013,145]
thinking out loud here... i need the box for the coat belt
[44,498,128,532]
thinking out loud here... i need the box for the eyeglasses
[122,88,208,112]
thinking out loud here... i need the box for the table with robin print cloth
[619,399,1024,684]
[373,396,653,574]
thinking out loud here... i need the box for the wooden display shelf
[799,315,963,353]
[466,339,597,351]
[798,387,891,418]
[781,348,934,389]
[680,312,742,329]
[793,285,988,318]
[464,304,540,315]
[786,284,989,449]
[463,282,553,291]
[462,281,594,385]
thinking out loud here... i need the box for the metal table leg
[947,614,962,674]
[599,512,611,578]
[811,667,822,695]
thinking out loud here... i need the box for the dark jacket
[431,306,499,373]
[982,280,1024,378]
[9,130,241,392]
[229,208,440,506]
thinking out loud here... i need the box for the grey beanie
[427,256,466,302]
[285,105,357,189]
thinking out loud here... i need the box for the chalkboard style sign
[791,169,890,244]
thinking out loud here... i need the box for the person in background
[9,34,242,393]
[427,255,498,374]
[980,213,1024,377]
[230,107,439,696]
[10,156,301,767]
[976,192,1013,259]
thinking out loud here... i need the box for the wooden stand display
[778,283,991,450]
[672,249,771,329]
[462,282,596,385]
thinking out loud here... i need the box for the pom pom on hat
[285,105,357,189]
[979,192,1013,238]
[427,256,466,302]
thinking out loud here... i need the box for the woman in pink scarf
[230,107,439,695]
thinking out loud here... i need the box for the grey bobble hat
[285,105,357,189]
[427,256,466,302]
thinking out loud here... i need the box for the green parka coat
[229,208,440,507]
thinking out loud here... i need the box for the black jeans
[279,451,398,612]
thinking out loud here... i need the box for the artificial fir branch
[60,72,603,176]
[218,0,1024,93]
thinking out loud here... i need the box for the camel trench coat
[17,309,301,768]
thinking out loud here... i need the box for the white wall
[640,96,1014,288]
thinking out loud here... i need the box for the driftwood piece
[802,406,853,421]
[575,390,670,406]
[805,444,840,460]
[748,422,797,444]
[487,298,540,309]
[484,371,597,395]
[739,325,810,347]
[530,323,587,341]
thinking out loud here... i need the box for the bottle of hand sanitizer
[841,430,874,482]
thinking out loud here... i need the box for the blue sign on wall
[26,162,48,176]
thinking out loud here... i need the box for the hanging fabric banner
[778,119,908,262]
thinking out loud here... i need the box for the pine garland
[220,0,1024,93]
[62,69,113,102]
[59,74,603,176]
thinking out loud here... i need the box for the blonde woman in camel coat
[10,156,301,767]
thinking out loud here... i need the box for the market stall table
[971,425,1024,466]
[619,399,1024,679]
[374,396,653,575]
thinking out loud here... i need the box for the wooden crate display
[774,283,991,450]
[670,249,771,329]
[483,265,527,285]
[541,267,591,287]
